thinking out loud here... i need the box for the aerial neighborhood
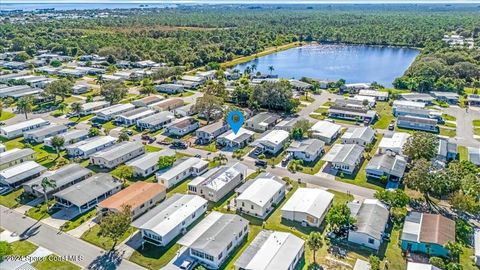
[0,3,479,270]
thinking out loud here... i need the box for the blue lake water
[234,44,420,87]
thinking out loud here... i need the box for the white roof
[82,101,109,111]
[351,95,376,103]
[1,118,49,133]
[393,100,425,109]
[309,120,341,138]
[135,194,207,237]
[407,262,441,270]
[96,103,135,116]
[218,127,254,142]
[177,211,224,247]
[242,231,305,270]
[281,188,334,219]
[126,149,175,171]
[237,176,285,208]
[475,229,480,259]
[359,89,389,97]
[0,161,46,183]
[353,259,371,270]
[157,157,207,181]
[255,130,289,146]
[67,136,116,152]
[379,132,410,151]
[190,163,247,191]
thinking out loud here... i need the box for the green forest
[1,5,480,90]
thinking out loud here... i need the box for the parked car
[171,140,188,149]
[255,159,267,167]
[388,123,395,130]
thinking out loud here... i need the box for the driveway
[442,106,480,148]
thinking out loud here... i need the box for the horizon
[3,0,480,4]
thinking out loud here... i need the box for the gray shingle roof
[351,200,389,240]
[286,139,325,157]
[367,154,407,178]
[323,144,364,166]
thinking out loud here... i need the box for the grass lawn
[460,245,478,270]
[145,145,162,152]
[194,141,218,152]
[232,146,254,159]
[169,91,195,98]
[382,226,406,270]
[81,224,136,250]
[33,143,65,169]
[298,159,326,175]
[314,107,328,114]
[0,188,34,208]
[322,101,334,107]
[439,127,456,138]
[61,208,97,232]
[0,111,15,121]
[328,189,354,204]
[442,122,456,128]
[0,137,25,150]
[373,102,394,129]
[11,240,38,256]
[102,121,117,131]
[299,95,315,103]
[458,146,468,161]
[442,114,456,121]
[166,179,191,197]
[26,200,60,220]
[69,114,94,123]
[63,96,82,104]
[32,255,81,270]
[475,128,480,136]
[309,113,325,120]
[130,242,182,270]
[473,120,480,127]
[265,151,285,166]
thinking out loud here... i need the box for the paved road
[442,106,480,148]
[0,206,145,270]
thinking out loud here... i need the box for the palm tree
[94,75,105,85]
[57,103,66,114]
[251,64,257,74]
[16,96,33,119]
[32,177,57,208]
[50,136,65,159]
[307,232,323,264]
[217,153,228,165]
[268,65,274,75]
[70,102,82,121]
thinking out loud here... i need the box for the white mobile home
[156,157,209,189]
[131,95,165,107]
[66,136,117,159]
[23,124,68,143]
[90,141,145,169]
[0,161,47,188]
[196,121,228,144]
[217,128,255,149]
[0,148,36,170]
[309,120,341,144]
[95,103,135,122]
[44,130,89,149]
[341,126,376,146]
[251,129,290,155]
[322,144,364,175]
[115,107,156,126]
[126,149,175,178]
[0,118,50,139]
[348,199,389,250]
[281,188,334,227]
[136,111,175,131]
[132,194,208,246]
[286,139,325,163]
[80,101,110,116]
[378,132,410,154]
[166,117,200,137]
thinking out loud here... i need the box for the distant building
[0,161,47,188]
[468,147,480,166]
[44,130,89,149]
[0,148,36,170]
[358,89,389,101]
[400,93,435,104]
[23,124,68,143]
[328,100,377,124]
[467,94,480,106]
[115,107,156,126]
[251,130,290,155]
[437,137,457,162]
[80,101,110,116]
[245,112,281,132]
[95,103,136,122]
[378,132,410,154]
[126,150,175,178]
[154,84,184,94]
[430,91,459,104]
[65,136,117,159]
[131,95,164,107]
[148,98,184,112]
[166,117,200,137]
[274,117,305,132]
[366,153,407,182]
[407,262,442,270]
[397,115,438,133]
[340,83,371,93]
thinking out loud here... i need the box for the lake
[234,44,420,87]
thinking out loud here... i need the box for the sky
[3,0,480,4]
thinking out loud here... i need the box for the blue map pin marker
[227,110,244,134]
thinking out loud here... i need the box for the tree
[0,241,12,258]
[403,158,435,199]
[268,65,275,74]
[16,96,33,119]
[158,156,176,169]
[50,136,65,159]
[98,205,132,250]
[194,94,223,124]
[203,80,227,99]
[118,130,130,142]
[368,255,381,270]
[115,165,134,184]
[444,241,463,263]
[429,257,446,269]
[89,127,101,137]
[307,232,323,264]
[32,177,57,208]
[326,203,355,233]
[50,60,62,67]
[403,132,439,161]
[13,52,31,62]
[374,189,410,208]
[291,119,311,139]
[450,191,479,215]
[57,103,66,114]
[100,81,128,104]
[44,79,73,103]
[140,85,156,96]
[70,102,83,120]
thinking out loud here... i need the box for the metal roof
[350,199,389,240]
[323,144,364,166]
[24,164,92,194]
[236,173,285,208]
[91,141,143,162]
[0,148,35,166]
[281,188,333,219]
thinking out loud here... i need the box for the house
[353,259,371,270]
[100,74,123,81]
[217,128,255,149]
[430,92,459,104]
[0,161,47,188]
[322,144,364,175]
[437,137,457,162]
[188,162,247,202]
[0,118,50,139]
[97,182,166,220]
[2,61,27,70]
[234,230,305,270]
[400,93,435,104]
[136,111,175,131]
[90,141,145,169]
[178,211,248,269]
[397,115,439,133]
[196,121,228,144]
[54,173,122,214]
[115,107,156,126]
[328,101,377,124]
[289,79,312,91]
[80,101,110,116]
[44,130,89,149]
[392,100,426,112]
[378,132,410,154]
[394,107,432,119]
[166,117,200,137]
[467,94,480,106]
[407,262,442,270]
[23,164,92,198]
[274,117,305,132]
[95,103,136,122]
[154,84,184,94]
[72,85,90,94]
[366,153,407,182]
[66,136,117,159]
[148,98,184,111]
[281,188,334,227]
[474,229,480,266]
[286,139,325,162]
[57,68,86,78]
[126,149,175,178]
[468,147,480,166]
[174,103,196,117]
[348,199,389,250]
[131,95,164,107]
[309,120,342,144]
[134,60,159,68]
[132,194,208,246]
[358,89,389,101]
[245,112,281,132]
[340,83,371,93]
[341,127,375,146]
[235,173,286,219]
[156,157,209,189]
[350,95,376,107]
[0,148,36,170]
[0,85,43,99]
[251,130,289,155]
[23,124,68,143]
[401,212,456,257]
[175,80,201,89]
[196,70,216,80]
[181,75,206,84]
